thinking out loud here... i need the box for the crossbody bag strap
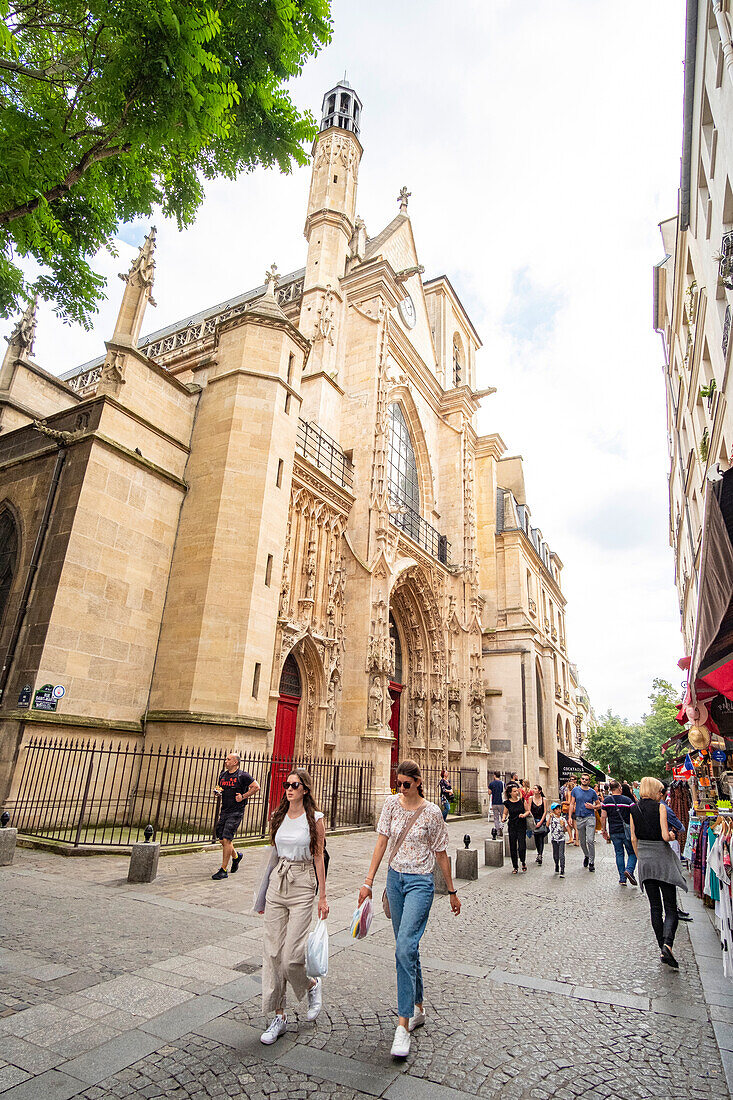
[387,803,429,869]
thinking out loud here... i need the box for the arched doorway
[271,654,302,808]
[388,613,403,788]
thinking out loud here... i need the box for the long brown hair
[396,759,424,797]
[269,768,322,856]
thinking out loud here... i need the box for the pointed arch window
[453,336,463,386]
[0,511,18,630]
[388,403,421,519]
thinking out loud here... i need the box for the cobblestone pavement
[0,819,731,1099]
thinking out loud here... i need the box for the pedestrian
[569,773,602,872]
[520,778,532,806]
[212,752,260,880]
[600,780,637,886]
[621,780,634,800]
[505,771,520,794]
[357,760,460,1059]
[502,782,532,873]
[488,771,505,837]
[548,801,571,876]
[259,769,329,1045]
[629,776,688,969]
[631,780,641,802]
[439,768,453,822]
[661,793,693,924]
[568,774,581,845]
[529,784,549,865]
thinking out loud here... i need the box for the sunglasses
[395,780,414,790]
[284,781,301,790]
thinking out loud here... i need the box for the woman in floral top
[358,760,460,1059]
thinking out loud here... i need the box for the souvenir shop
[666,468,733,979]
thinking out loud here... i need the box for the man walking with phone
[570,773,602,872]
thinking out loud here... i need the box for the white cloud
[0,0,687,719]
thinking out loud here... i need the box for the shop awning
[689,470,733,701]
[580,757,606,782]
[557,750,584,783]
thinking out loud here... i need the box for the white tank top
[274,811,324,861]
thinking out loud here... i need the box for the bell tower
[302,80,363,297]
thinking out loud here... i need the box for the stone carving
[430,702,443,744]
[6,297,37,357]
[448,701,461,741]
[368,675,383,727]
[315,134,358,176]
[98,349,126,396]
[471,702,487,750]
[121,226,157,304]
[316,284,336,345]
[413,697,426,742]
[326,675,338,742]
[398,186,411,214]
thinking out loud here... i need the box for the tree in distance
[0,0,332,326]
[583,678,680,782]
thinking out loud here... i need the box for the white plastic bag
[305,918,329,978]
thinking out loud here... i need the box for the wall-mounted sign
[17,684,32,709]
[52,685,65,700]
[712,749,728,763]
[32,684,57,712]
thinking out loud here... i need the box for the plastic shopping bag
[305,918,329,978]
[349,897,373,940]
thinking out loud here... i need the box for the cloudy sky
[1,0,688,721]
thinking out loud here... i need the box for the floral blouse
[377,795,449,875]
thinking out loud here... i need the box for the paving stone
[0,1069,85,1100]
[0,1065,31,1093]
[650,997,709,1021]
[138,995,230,1041]
[209,976,261,1004]
[62,1029,163,1086]
[714,1021,733,1053]
[82,976,194,1018]
[0,1035,64,1073]
[275,1046,399,1096]
[571,986,649,1011]
[383,1078,478,1100]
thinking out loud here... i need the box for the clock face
[398,293,417,329]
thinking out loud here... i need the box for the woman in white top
[358,759,461,1059]
[260,768,328,1045]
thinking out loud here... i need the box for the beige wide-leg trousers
[262,858,317,1015]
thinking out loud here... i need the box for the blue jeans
[440,798,449,821]
[611,831,637,881]
[385,867,435,1018]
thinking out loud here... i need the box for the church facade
[0,83,582,813]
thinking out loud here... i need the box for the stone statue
[448,702,460,741]
[413,698,426,741]
[7,297,37,357]
[471,702,485,749]
[326,677,337,740]
[368,676,383,726]
[430,703,442,743]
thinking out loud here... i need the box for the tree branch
[0,56,74,84]
[0,142,131,226]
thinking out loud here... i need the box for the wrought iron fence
[388,488,450,564]
[4,738,373,849]
[296,419,354,489]
[420,766,478,815]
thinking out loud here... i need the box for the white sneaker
[260,1014,287,1044]
[390,1024,411,1057]
[408,1007,426,1032]
[306,977,323,1021]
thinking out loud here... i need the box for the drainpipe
[0,439,68,703]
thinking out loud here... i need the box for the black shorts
[215,809,244,841]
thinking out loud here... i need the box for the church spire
[111,225,157,346]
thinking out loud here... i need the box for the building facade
[0,82,584,813]
[655,1,733,648]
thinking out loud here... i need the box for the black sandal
[660,945,679,969]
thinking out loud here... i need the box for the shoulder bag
[382,803,429,918]
[608,795,632,841]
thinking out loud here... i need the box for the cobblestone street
[0,817,731,1099]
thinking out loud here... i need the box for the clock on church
[398,293,416,329]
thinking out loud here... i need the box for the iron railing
[419,766,479,815]
[4,738,373,848]
[296,419,354,490]
[388,488,449,564]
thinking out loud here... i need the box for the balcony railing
[388,487,449,564]
[296,419,354,490]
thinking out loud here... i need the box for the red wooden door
[270,694,299,810]
[388,683,402,790]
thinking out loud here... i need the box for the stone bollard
[484,838,504,868]
[455,847,479,880]
[128,826,160,883]
[0,813,17,866]
[434,855,453,895]
[526,831,536,851]
[503,831,511,857]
